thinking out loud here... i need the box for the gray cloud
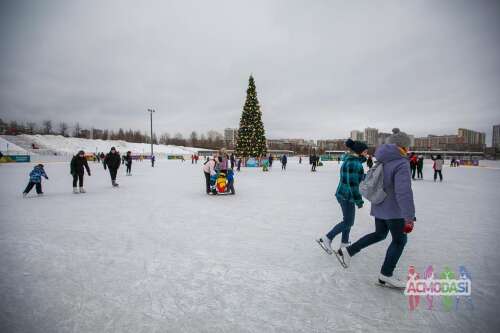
[1,0,499,143]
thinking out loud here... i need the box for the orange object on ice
[216,174,227,193]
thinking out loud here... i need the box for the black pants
[109,168,118,181]
[204,172,211,194]
[347,218,407,277]
[72,173,84,187]
[126,164,132,174]
[411,166,416,179]
[228,179,235,194]
[417,168,423,179]
[311,163,316,171]
[282,163,286,170]
[24,181,42,194]
[434,170,443,181]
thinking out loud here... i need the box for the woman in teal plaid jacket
[316,139,367,254]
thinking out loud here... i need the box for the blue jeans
[326,198,355,244]
[346,218,407,277]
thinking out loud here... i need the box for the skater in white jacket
[203,156,217,194]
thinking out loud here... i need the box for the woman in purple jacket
[335,128,416,288]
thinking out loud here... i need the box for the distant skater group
[202,149,236,195]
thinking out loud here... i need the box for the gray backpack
[360,161,386,204]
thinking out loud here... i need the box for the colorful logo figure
[405,265,472,312]
[407,265,420,311]
[423,265,434,310]
[440,266,455,311]
[455,266,473,310]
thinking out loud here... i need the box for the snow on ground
[3,134,205,156]
[0,137,27,154]
[1,159,500,332]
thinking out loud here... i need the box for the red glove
[404,219,415,233]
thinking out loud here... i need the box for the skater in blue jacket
[23,164,49,197]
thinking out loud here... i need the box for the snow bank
[16,134,207,156]
[0,136,27,154]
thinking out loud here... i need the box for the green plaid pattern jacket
[335,154,365,206]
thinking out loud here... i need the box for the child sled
[210,170,235,195]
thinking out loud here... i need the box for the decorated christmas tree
[235,75,267,158]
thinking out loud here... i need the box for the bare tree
[74,122,81,137]
[189,131,199,147]
[59,122,68,136]
[159,132,171,145]
[42,120,52,134]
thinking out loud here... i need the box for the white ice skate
[340,242,351,248]
[73,187,79,194]
[377,273,406,289]
[316,236,333,255]
[333,247,351,268]
[79,187,86,193]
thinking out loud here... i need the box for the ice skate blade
[375,279,405,291]
[315,239,332,255]
[333,250,348,268]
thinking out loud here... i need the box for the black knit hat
[345,139,368,154]
[78,150,85,155]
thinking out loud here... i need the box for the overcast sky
[1,0,499,143]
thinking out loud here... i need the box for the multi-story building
[317,139,347,151]
[350,130,364,141]
[413,135,464,150]
[458,128,485,147]
[266,139,315,154]
[408,135,415,148]
[364,127,379,146]
[413,128,485,151]
[493,125,500,149]
[377,132,391,146]
[224,128,238,148]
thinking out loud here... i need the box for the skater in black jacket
[311,154,318,172]
[125,151,133,175]
[366,155,374,169]
[281,154,287,170]
[105,147,121,186]
[70,150,91,193]
[100,152,106,169]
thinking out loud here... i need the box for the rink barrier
[0,155,31,163]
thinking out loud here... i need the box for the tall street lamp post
[148,108,155,167]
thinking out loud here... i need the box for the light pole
[148,108,155,167]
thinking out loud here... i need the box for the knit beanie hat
[386,128,411,148]
[345,139,368,154]
[78,150,85,155]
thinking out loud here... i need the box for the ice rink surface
[1,159,500,332]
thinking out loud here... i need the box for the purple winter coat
[371,144,415,220]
